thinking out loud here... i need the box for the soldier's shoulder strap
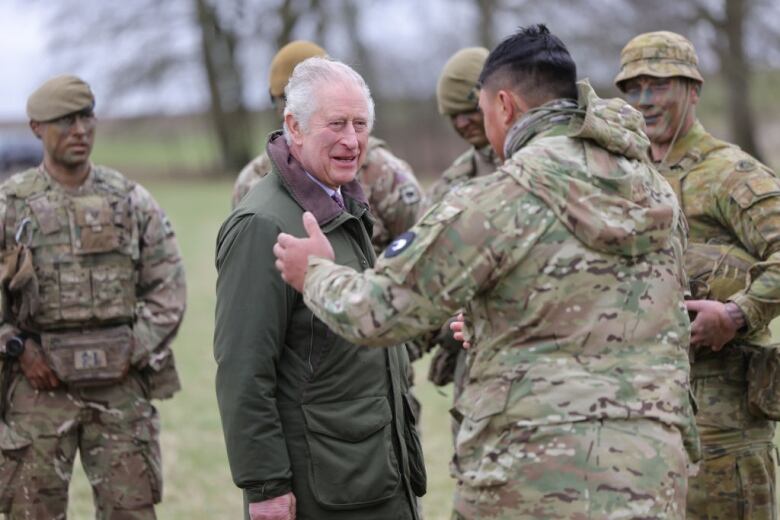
[3,167,49,200]
[91,165,137,196]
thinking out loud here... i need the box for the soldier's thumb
[302,212,324,241]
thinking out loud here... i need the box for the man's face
[450,109,488,148]
[288,81,370,189]
[621,75,698,146]
[31,109,95,168]
[478,88,508,161]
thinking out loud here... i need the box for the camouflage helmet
[436,47,489,116]
[269,41,327,97]
[614,31,704,90]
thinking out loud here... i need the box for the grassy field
[64,178,780,519]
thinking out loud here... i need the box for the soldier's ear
[29,120,42,140]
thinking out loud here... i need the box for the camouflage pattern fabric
[0,165,185,516]
[301,82,698,518]
[425,145,499,212]
[451,419,687,520]
[231,137,423,254]
[614,31,704,87]
[1,371,160,519]
[653,120,780,519]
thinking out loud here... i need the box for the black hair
[479,24,577,106]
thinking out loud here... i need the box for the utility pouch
[747,346,780,421]
[41,325,132,387]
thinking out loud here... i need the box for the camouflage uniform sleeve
[425,148,475,210]
[130,184,187,370]
[361,146,423,251]
[303,175,555,346]
[231,154,271,209]
[717,163,780,334]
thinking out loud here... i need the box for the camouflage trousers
[451,419,688,519]
[688,369,777,519]
[0,370,161,519]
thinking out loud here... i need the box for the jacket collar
[266,130,369,225]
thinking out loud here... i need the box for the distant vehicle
[0,133,42,182]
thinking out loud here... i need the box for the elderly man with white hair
[214,57,425,520]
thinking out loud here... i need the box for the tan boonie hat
[269,41,327,97]
[26,75,95,121]
[614,31,704,89]
[436,47,489,116]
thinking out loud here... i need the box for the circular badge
[384,231,416,258]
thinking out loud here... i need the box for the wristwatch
[4,336,25,358]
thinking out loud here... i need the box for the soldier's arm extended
[130,185,186,370]
[718,166,780,334]
[214,212,294,503]
[302,177,554,347]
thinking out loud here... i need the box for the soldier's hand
[249,492,296,520]
[685,299,743,351]
[19,338,60,390]
[274,212,335,293]
[450,312,472,349]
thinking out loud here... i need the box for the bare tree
[695,0,762,159]
[195,0,253,172]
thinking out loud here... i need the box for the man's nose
[341,123,359,148]
[71,116,88,134]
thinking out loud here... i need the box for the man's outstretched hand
[274,212,335,292]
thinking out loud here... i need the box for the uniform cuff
[729,293,765,336]
[244,479,292,503]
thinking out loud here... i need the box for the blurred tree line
[38,0,780,175]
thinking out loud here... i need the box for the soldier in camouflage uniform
[425,47,500,435]
[231,41,423,256]
[275,25,699,519]
[0,75,186,519]
[616,31,780,520]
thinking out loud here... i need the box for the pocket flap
[456,377,511,421]
[303,396,391,442]
[0,422,31,451]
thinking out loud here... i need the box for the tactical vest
[4,167,138,332]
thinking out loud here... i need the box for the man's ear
[496,89,530,127]
[689,81,701,106]
[29,120,42,140]
[285,113,304,145]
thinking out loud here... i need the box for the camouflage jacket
[302,83,700,483]
[0,165,186,398]
[659,120,780,346]
[426,145,499,209]
[231,136,422,253]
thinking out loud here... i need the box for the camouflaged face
[615,31,704,87]
[302,87,700,501]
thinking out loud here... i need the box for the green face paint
[622,76,693,149]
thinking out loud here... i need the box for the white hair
[283,57,375,145]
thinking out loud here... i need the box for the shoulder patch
[384,231,415,258]
[400,184,421,205]
[736,159,756,172]
[732,176,780,209]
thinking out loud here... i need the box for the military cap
[269,41,327,97]
[26,75,95,122]
[436,47,489,116]
[614,31,704,88]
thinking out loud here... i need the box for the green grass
[65,177,780,518]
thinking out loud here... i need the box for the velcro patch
[384,231,415,258]
[747,177,780,198]
[74,349,108,370]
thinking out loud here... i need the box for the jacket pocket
[451,378,511,488]
[302,396,400,509]
[402,393,427,497]
[0,422,32,513]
